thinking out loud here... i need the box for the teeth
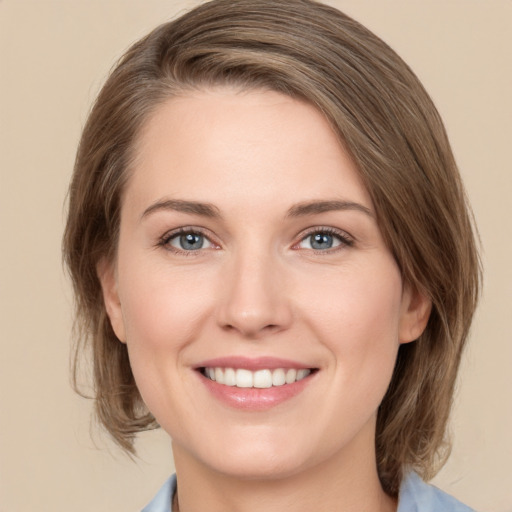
[285,368,297,384]
[272,368,286,386]
[203,367,312,388]
[236,369,253,388]
[223,367,236,386]
[253,369,272,388]
[296,369,309,380]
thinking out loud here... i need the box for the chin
[205,452,311,481]
[173,430,317,482]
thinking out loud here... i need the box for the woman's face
[100,88,428,479]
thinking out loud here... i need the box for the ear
[97,257,126,343]
[398,284,432,344]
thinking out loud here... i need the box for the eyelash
[157,227,217,256]
[157,226,354,255]
[294,226,354,253]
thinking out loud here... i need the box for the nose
[216,250,293,339]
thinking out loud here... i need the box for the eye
[296,228,353,251]
[161,229,215,252]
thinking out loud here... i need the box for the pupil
[311,233,333,250]
[180,233,203,250]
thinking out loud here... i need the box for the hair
[63,0,480,496]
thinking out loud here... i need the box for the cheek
[299,258,404,410]
[314,265,404,425]
[302,261,403,346]
[118,259,212,350]
[115,254,215,407]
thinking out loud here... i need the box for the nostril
[221,322,281,337]
[216,280,293,337]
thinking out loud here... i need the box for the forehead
[125,87,372,215]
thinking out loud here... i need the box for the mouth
[194,357,318,410]
[199,367,315,388]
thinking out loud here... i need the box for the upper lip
[194,356,314,371]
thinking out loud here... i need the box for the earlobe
[97,257,127,343]
[399,284,432,344]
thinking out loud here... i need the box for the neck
[171,422,397,512]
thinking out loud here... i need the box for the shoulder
[141,474,176,512]
[398,472,476,512]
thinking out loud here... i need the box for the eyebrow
[141,198,373,221]
[286,200,373,218]
[141,199,222,220]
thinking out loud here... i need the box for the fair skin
[99,88,430,512]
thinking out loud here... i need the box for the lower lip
[199,372,315,411]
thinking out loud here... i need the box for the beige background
[1,1,511,511]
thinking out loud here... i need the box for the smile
[202,367,312,388]
[196,357,318,410]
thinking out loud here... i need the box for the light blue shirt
[142,472,475,511]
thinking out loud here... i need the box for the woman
[63,0,480,510]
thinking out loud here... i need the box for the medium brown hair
[63,0,480,496]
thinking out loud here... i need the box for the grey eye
[298,231,346,251]
[310,233,335,250]
[170,232,212,251]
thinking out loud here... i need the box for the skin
[99,88,431,512]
